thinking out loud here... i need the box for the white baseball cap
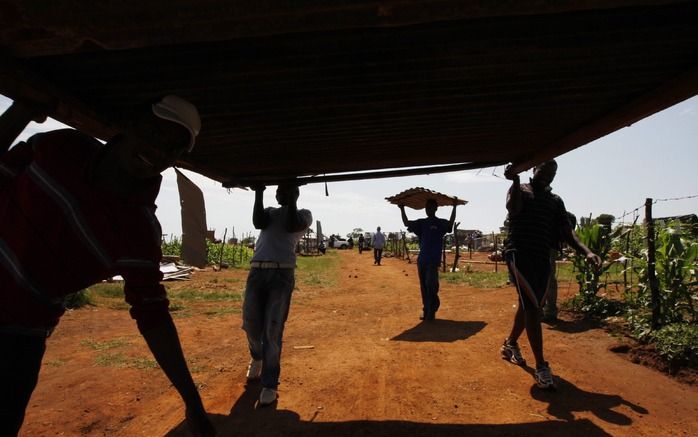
[151,95,201,152]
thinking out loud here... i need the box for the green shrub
[206,240,254,267]
[162,236,182,257]
[64,290,92,308]
[441,271,508,288]
[572,223,613,305]
[634,222,697,326]
[564,294,624,319]
[651,323,698,367]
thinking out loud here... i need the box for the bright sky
[2,94,697,240]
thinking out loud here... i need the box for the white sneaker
[246,359,262,380]
[259,387,277,406]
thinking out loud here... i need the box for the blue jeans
[418,262,440,318]
[242,268,295,389]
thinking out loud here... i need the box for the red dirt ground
[20,250,698,436]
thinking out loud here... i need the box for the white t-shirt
[372,231,386,249]
[252,206,313,264]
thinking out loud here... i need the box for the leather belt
[250,261,295,269]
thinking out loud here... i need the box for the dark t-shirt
[506,183,569,261]
[407,217,451,265]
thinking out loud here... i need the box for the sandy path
[21,250,698,436]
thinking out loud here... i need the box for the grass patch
[104,301,130,310]
[202,306,241,317]
[94,352,158,369]
[441,271,509,288]
[169,302,186,312]
[296,252,340,288]
[168,288,243,302]
[81,338,131,351]
[88,283,125,298]
[95,352,129,368]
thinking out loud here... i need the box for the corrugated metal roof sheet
[2,1,697,185]
[386,187,467,210]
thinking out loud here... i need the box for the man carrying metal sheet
[501,160,601,390]
[0,97,214,436]
[399,198,457,321]
[242,183,312,406]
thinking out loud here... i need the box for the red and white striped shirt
[0,129,171,334]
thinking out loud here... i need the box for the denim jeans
[0,332,47,436]
[242,268,295,389]
[418,262,440,318]
[373,248,383,265]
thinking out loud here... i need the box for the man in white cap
[0,96,214,436]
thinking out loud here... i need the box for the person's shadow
[520,367,649,424]
[164,372,643,436]
[545,317,600,334]
[391,319,486,343]
[165,380,614,436]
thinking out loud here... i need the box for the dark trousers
[418,263,440,319]
[0,332,47,436]
[373,248,383,265]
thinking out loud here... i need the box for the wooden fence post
[645,198,661,328]
[492,232,498,273]
[218,228,227,269]
[451,222,460,272]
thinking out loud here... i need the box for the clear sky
[2,94,697,240]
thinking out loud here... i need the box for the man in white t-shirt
[372,226,386,265]
[241,183,312,406]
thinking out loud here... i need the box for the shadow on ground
[504,364,650,426]
[390,319,486,343]
[544,314,601,334]
[530,376,649,424]
[166,382,617,437]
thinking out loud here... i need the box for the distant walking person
[399,199,457,321]
[243,183,312,406]
[502,160,600,389]
[372,227,386,265]
[358,234,365,254]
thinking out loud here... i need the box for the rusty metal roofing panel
[2,1,698,185]
[386,187,467,209]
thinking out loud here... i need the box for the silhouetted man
[399,199,457,321]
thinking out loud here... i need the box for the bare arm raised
[399,204,410,227]
[504,164,523,215]
[251,185,270,230]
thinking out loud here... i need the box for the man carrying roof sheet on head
[398,197,457,321]
[0,96,215,436]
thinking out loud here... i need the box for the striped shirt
[506,183,569,261]
[0,129,171,333]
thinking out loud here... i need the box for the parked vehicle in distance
[330,236,349,249]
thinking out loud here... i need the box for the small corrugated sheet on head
[386,187,467,210]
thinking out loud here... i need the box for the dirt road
[22,250,697,436]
